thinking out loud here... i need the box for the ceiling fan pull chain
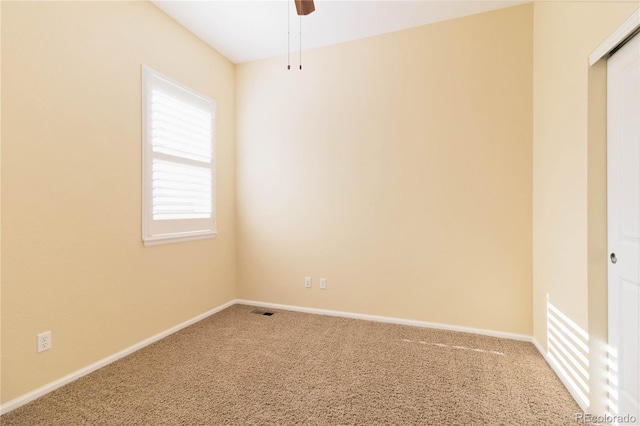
[299,16,302,70]
[287,1,291,70]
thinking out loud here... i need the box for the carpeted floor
[1,304,581,425]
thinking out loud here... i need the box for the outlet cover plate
[37,331,52,352]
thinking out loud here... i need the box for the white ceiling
[152,0,527,64]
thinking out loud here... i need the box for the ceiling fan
[294,0,315,16]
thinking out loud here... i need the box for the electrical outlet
[305,277,312,288]
[37,331,52,352]
[320,278,327,290]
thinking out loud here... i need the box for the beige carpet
[1,304,580,425]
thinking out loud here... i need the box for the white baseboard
[0,299,236,415]
[235,299,532,341]
[531,337,589,413]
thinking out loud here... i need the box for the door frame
[589,10,640,66]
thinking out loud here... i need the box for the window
[142,66,216,246]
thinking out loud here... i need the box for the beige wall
[236,5,533,335]
[0,0,3,405]
[1,1,236,403]
[532,0,638,413]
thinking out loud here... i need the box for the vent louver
[251,309,276,316]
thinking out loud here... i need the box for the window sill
[143,231,216,247]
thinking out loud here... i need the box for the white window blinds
[142,66,216,246]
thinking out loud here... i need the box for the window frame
[141,65,217,247]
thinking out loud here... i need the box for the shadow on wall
[546,294,590,409]
[608,343,620,417]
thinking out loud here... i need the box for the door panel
[608,32,640,422]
